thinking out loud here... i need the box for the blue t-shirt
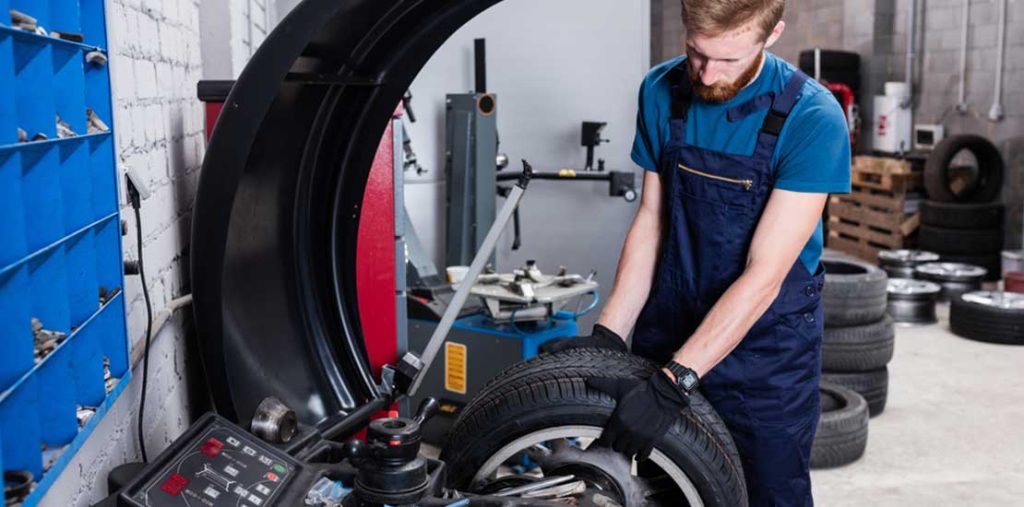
[631,52,851,274]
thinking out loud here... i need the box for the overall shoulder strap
[667,62,693,121]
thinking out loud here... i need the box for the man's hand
[586,371,690,460]
[540,324,627,354]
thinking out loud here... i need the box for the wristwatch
[665,361,700,396]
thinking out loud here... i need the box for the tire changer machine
[96,31,638,507]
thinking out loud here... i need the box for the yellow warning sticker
[445,342,468,394]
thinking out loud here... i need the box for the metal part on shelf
[87,108,110,133]
[251,397,299,444]
[914,262,986,301]
[77,406,97,428]
[887,278,941,325]
[32,317,67,364]
[4,469,34,504]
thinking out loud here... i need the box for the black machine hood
[190,0,502,427]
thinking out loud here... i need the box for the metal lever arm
[398,161,533,396]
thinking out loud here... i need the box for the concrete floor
[811,303,1024,505]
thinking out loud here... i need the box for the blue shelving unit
[0,0,130,503]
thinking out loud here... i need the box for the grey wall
[655,0,1024,248]
[404,0,651,331]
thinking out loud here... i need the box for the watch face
[680,373,698,391]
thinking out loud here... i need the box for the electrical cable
[128,182,154,463]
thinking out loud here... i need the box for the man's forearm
[670,267,782,377]
[595,204,662,338]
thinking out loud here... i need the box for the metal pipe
[130,294,194,368]
[956,0,969,113]
[988,0,1006,121]
[814,47,821,82]
[903,0,917,110]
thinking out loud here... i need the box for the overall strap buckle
[759,70,810,137]
[760,109,788,136]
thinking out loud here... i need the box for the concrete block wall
[654,0,1024,248]
[39,0,280,504]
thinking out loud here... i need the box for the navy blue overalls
[632,62,826,506]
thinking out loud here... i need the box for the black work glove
[586,371,690,460]
[539,324,627,354]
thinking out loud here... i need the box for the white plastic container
[873,82,913,153]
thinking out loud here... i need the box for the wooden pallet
[827,156,923,261]
[828,198,920,237]
[850,156,922,193]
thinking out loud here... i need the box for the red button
[201,437,224,457]
[265,472,279,482]
[161,473,189,496]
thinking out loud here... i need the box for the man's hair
[681,0,785,40]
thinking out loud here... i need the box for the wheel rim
[878,249,939,266]
[915,262,987,281]
[470,425,704,507]
[887,278,941,297]
[962,291,1024,309]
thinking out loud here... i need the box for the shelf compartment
[0,151,27,266]
[20,144,64,254]
[48,0,82,37]
[0,265,33,391]
[64,228,98,328]
[57,138,92,233]
[52,45,86,135]
[12,37,55,141]
[36,338,77,448]
[88,133,116,219]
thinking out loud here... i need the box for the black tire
[441,349,748,507]
[811,382,869,469]
[919,224,1004,255]
[822,316,895,372]
[822,259,889,327]
[949,291,1024,345]
[818,70,861,92]
[822,368,889,417]
[799,50,860,72]
[920,201,1005,229]
[939,252,1002,281]
[924,134,1004,203]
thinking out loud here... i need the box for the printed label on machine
[445,342,468,394]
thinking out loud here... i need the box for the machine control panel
[121,414,300,507]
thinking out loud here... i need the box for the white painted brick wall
[39,0,276,504]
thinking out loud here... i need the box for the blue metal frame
[0,0,129,503]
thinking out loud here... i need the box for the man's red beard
[689,51,764,103]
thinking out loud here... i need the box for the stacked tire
[950,291,1024,345]
[820,258,892,418]
[811,258,891,469]
[920,135,1006,281]
[798,49,860,92]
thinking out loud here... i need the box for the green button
[272,464,287,474]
